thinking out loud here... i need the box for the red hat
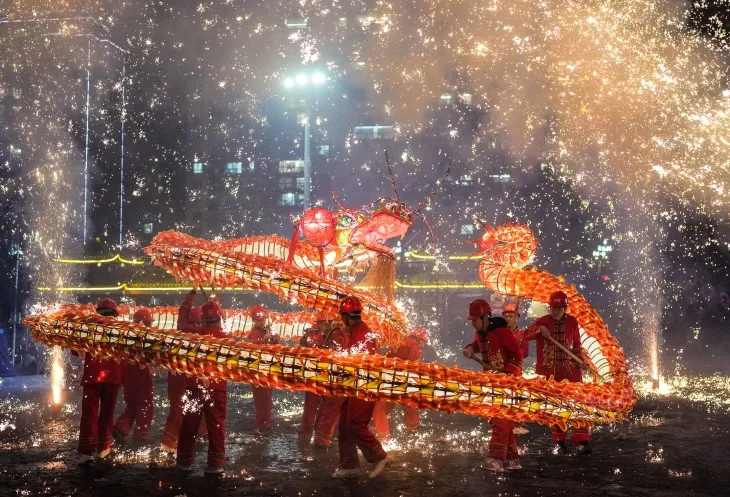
[133,308,153,325]
[409,327,428,343]
[467,299,492,320]
[502,303,520,317]
[96,298,119,317]
[250,305,269,321]
[339,296,363,314]
[202,300,223,322]
[190,306,203,324]
[549,291,568,308]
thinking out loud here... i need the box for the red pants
[372,401,419,439]
[252,386,273,430]
[78,383,120,454]
[487,418,519,460]
[114,365,153,440]
[338,398,387,469]
[162,372,207,449]
[299,392,321,441]
[313,396,344,447]
[177,382,227,467]
[547,366,590,444]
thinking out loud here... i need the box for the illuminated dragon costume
[24,199,636,429]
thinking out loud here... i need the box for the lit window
[459,93,472,104]
[489,174,511,183]
[279,177,294,189]
[249,161,255,171]
[338,17,347,28]
[440,93,453,104]
[318,145,330,155]
[460,224,475,235]
[296,177,305,190]
[459,174,473,186]
[279,160,304,173]
[143,222,154,234]
[356,15,389,27]
[353,125,394,140]
[285,18,307,29]
[278,192,297,206]
[193,162,203,174]
[226,162,242,174]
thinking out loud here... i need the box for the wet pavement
[0,375,728,497]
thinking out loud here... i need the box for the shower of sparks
[2,0,730,447]
[50,346,64,405]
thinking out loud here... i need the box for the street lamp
[282,70,329,210]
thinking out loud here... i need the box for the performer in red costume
[502,303,529,359]
[77,298,123,465]
[502,302,530,436]
[463,298,524,472]
[298,316,327,442]
[176,290,228,474]
[161,295,205,452]
[246,305,279,431]
[372,327,427,439]
[332,296,388,480]
[312,310,348,448]
[528,291,591,455]
[113,309,155,444]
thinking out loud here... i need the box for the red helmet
[190,306,203,324]
[133,308,153,325]
[339,296,363,314]
[250,304,269,321]
[409,327,428,343]
[502,303,520,317]
[201,301,223,323]
[467,299,492,320]
[549,291,568,308]
[96,298,119,317]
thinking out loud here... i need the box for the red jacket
[466,320,522,376]
[179,294,227,391]
[324,325,348,352]
[388,337,422,361]
[528,314,582,377]
[511,327,530,359]
[81,354,123,385]
[247,324,280,345]
[300,329,325,349]
[345,321,377,355]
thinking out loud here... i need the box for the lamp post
[282,71,328,210]
[10,242,22,366]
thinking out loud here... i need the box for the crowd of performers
[74,289,591,476]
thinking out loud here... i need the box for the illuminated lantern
[300,207,336,247]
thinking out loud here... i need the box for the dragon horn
[331,190,354,214]
[415,158,451,215]
[414,211,436,247]
[384,151,401,202]
[363,196,401,209]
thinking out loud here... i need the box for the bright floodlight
[295,74,309,85]
[284,77,295,89]
[312,72,326,84]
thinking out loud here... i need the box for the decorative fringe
[358,254,396,302]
